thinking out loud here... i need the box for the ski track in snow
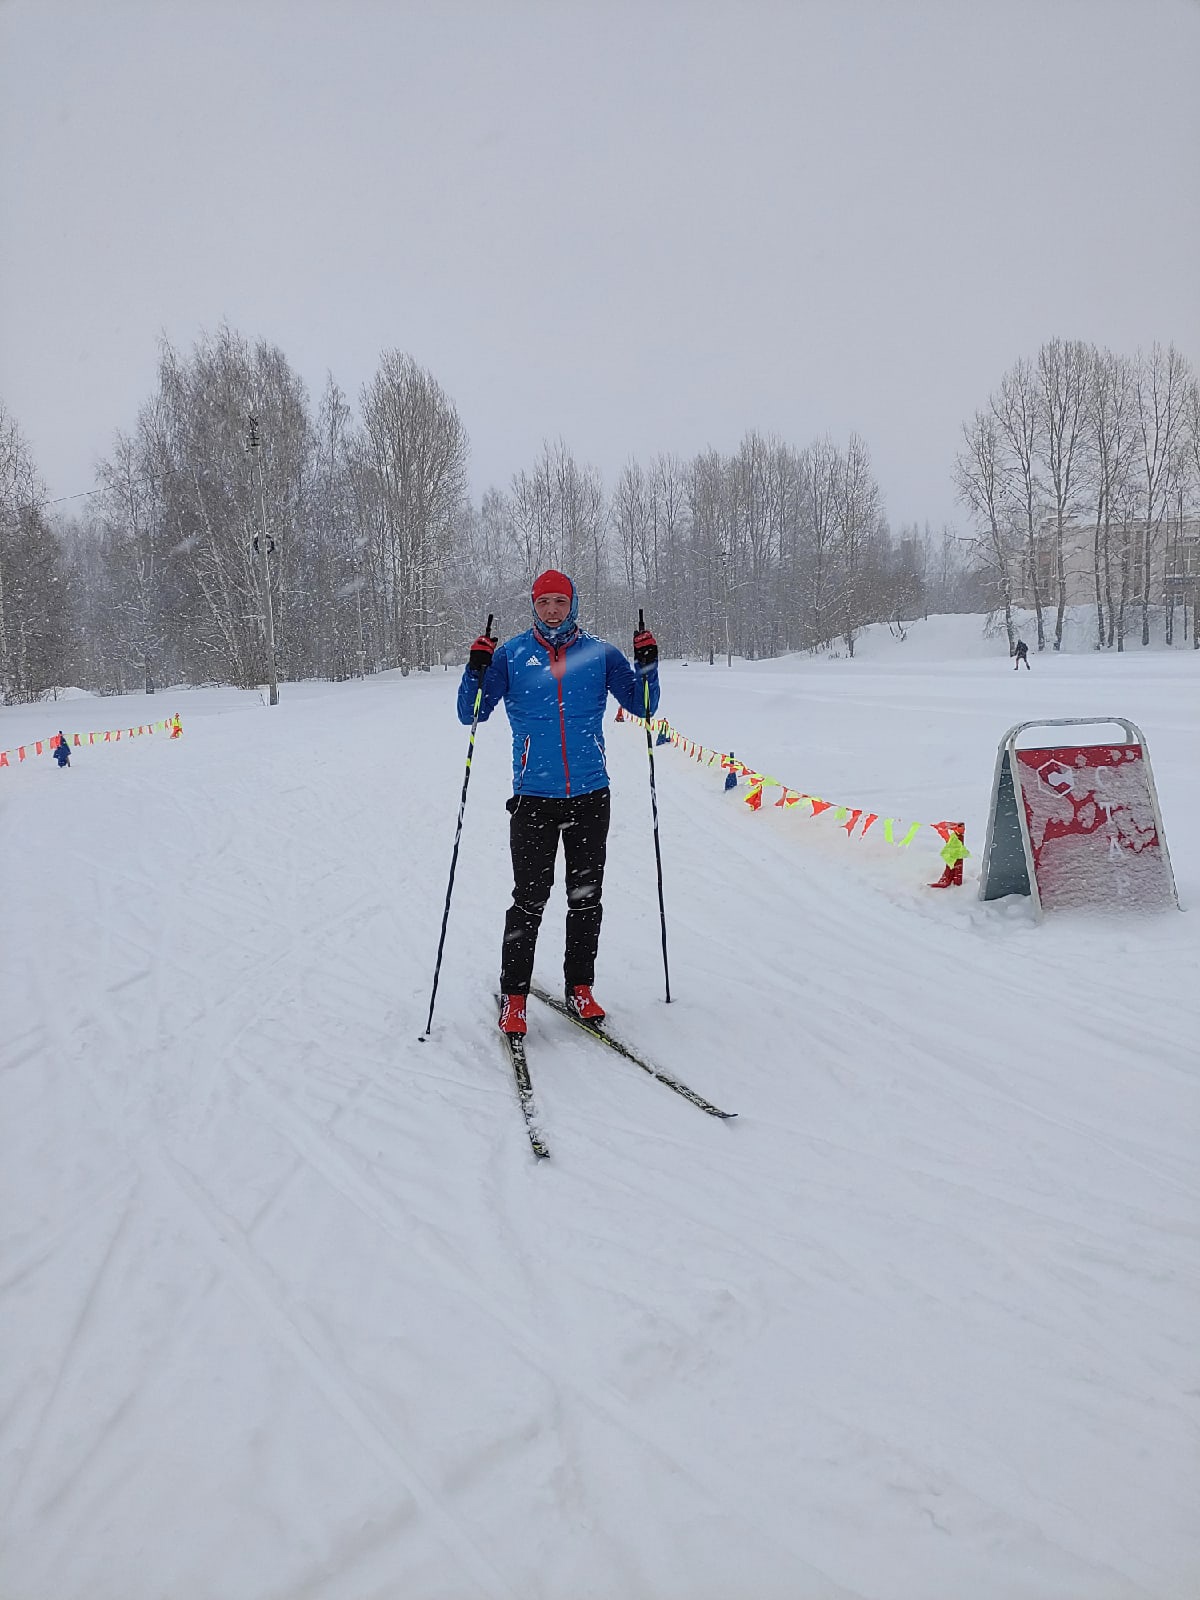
[3,626,1199,1599]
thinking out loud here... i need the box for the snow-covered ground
[3,616,1198,1600]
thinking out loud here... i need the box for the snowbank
[2,642,1198,1600]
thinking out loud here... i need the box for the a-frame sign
[979,718,1179,919]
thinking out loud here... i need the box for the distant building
[1014,514,1200,608]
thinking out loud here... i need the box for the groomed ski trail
[4,642,1198,1600]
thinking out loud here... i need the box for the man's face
[533,592,572,626]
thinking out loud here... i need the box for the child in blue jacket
[458,569,659,1034]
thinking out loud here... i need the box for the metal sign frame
[978,717,1179,919]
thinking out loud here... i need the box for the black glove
[468,634,496,674]
[633,628,658,668]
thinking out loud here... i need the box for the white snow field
[3,616,1199,1600]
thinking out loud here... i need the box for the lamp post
[247,415,279,706]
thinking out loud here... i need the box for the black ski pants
[501,787,611,995]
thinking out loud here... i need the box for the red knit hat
[531,569,573,601]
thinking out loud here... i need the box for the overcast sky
[2,0,1198,532]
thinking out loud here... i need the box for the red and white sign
[1015,742,1173,912]
[979,718,1179,917]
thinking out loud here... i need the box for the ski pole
[638,608,672,1003]
[420,614,494,1039]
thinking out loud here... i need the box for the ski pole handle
[468,614,497,676]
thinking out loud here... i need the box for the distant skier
[1013,639,1030,670]
[458,570,660,1036]
[53,731,71,767]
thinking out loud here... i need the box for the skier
[458,570,660,1036]
[53,731,70,767]
[1013,638,1030,670]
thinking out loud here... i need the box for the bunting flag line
[0,713,183,770]
[617,710,967,883]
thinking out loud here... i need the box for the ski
[529,987,736,1120]
[498,1016,550,1159]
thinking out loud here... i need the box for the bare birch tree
[804,435,841,647]
[647,452,686,651]
[1084,348,1137,648]
[1036,339,1090,650]
[1133,342,1190,646]
[992,358,1045,650]
[0,401,70,700]
[612,458,652,614]
[95,426,167,692]
[954,409,1017,648]
[1186,377,1200,650]
[359,352,468,672]
[832,432,882,657]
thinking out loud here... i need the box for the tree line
[6,323,1160,705]
[955,340,1200,652]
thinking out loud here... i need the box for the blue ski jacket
[457,628,660,798]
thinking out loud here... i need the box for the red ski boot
[498,993,527,1035]
[566,984,606,1023]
